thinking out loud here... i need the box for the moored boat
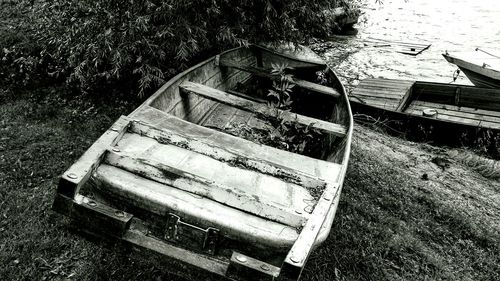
[350,78,500,140]
[52,44,353,280]
[443,49,500,88]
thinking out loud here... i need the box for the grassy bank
[1,85,499,280]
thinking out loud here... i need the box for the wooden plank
[353,79,414,107]
[56,116,131,198]
[459,96,500,111]
[357,78,415,89]
[355,83,413,91]
[94,164,300,248]
[353,88,408,96]
[281,183,341,280]
[200,103,239,130]
[411,100,500,118]
[406,106,500,129]
[130,107,343,186]
[365,37,431,48]
[227,89,267,103]
[351,90,405,100]
[409,102,500,125]
[123,225,230,277]
[179,81,347,137]
[363,38,431,56]
[361,78,412,84]
[219,58,341,99]
[358,98,400,110]
[396,87,415,112]
[105,150,311,227]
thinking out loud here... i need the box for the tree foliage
[2,0,356,97]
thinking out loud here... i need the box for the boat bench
[218,57,342,99]
[179,81,347,137]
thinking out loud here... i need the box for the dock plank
[355,97,401,110]
[352,90,406,100]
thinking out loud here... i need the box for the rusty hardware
[164,213,219,255]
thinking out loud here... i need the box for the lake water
[314,0,500,90]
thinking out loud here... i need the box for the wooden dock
[363,37,431,56]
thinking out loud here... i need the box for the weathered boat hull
[443,50,500,88]
[53,45,353,280]
[457,68,500,88]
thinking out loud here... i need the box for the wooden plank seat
[218,58,341,99]
[179,81,347,137]
[104,148,313,227]
[131,106,343,185]
[93,164,301,249]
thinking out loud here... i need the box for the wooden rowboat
[53,44,353,280]
[443,49,500,88]
[350,78,500,138]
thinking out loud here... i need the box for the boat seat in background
[179,81,347,137]
[218,58,341,99]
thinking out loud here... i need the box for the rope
[475,48,500,59]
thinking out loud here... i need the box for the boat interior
[134,45,351,162]
[65,45,352,268]
[352,78,500,129]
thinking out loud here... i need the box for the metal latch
[164,213,219,255]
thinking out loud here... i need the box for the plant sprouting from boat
[268,62,295,109]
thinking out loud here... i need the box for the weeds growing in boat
[224,116,324,158]
[223,63,326,158]
[267,63,295,109]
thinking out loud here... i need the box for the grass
[1,3,499,280]
[1,84,499,280]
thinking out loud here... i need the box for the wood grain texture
[104,148,313,227]
[130,107,343,185]
[219,58,341,99]
[56,116,130,198]
[179,81,347,137]
[93,164,300,249]
[281,183,341,280]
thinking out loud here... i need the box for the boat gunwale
[443,52,500,80]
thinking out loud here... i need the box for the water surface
[316,0,500,90]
